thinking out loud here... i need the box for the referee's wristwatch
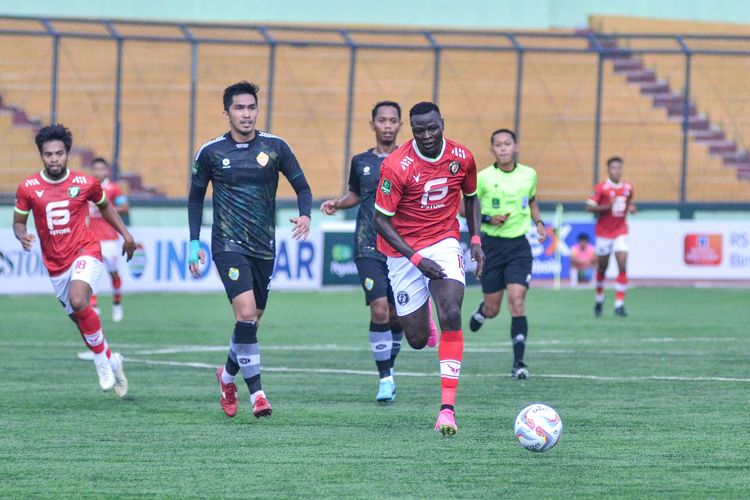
[534,219,545,227]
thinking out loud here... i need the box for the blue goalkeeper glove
[189,240,201,265]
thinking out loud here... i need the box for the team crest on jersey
[449,161,460,175]
[492,198,500,208]
[396,291,409,305]
[228,267,240,281]
[256,152,270,167]
[381,179,392,195]
[364,277,374,291]
[68,186,80,198]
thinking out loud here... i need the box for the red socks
[438,330,463,407]
[75,306,110,357]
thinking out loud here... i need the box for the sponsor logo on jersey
[256,152,270,167]
[396,291,409,305]
[35,190,45,198]
[363,166,371,175]
[25,178,40,187]
[68,186,80,198]
[400,156,414,170]
[449,161,460,175]
[492,198,500,208]
[451,147,467,159]
[221,158,231,169]
[228,267,240,280]
[72,176,88,184]
[381,179,392,195]
[364,277,374,291]
[191,161,199,175]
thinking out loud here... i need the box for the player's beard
[44,162,68,180]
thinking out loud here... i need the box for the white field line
[124,357,750,383]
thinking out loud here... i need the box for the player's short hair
[577,232,590,242]
[223,81,260,111]
[607,156,624,167]
[91,156,109,167]
[35,124,72,153]
[409,101,441,118]
[372,101,401,121]
[490,128,517,144]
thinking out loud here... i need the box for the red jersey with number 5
[15,170,105,276]
[587,178,634,238]
[374,138,477,257]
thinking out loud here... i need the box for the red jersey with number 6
[15,170,105,276]
[587,178,634,238]
[374,138,477,257]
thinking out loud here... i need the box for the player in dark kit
[188,81,312,419]
[321,101,437,404]
[374,102,484,436]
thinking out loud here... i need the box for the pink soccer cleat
[252,394,273,419]
[216,366,238,417]
[427,301,439,348]
[435,408,457,436]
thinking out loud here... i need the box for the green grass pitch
[1,287,749,497]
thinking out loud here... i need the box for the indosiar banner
[0,227,322,294]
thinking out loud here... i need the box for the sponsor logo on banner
[128,243,147,279]
[321,232,360,286]
[684,234,722,266]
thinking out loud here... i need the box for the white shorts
[100,239,121,273]
[49,256,105,314]
[595,234,629,255]
[386,237,465,316]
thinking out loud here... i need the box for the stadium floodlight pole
[103,20,124,181]
[424,31,441,103]
[677,35,692,218]
[257,26,277,133]
[39,19,59,124]
[508,34,524,137]
[589,31,605,186]
[180,24,199,191]
[341,29,357,195]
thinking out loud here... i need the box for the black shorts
[355,256,395,306]
[480,234,533,294]
[213,251,274,309]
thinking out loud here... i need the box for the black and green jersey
[348,149,388,261]
[190,131,307,259]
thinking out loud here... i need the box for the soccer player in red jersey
[586,156,636,317]
[374,102,485,436]
[13,125,136,396]
[88,157,130,322]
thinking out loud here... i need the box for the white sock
[380,375,394,383]
[92,351,109,366]
[109,354,122,373]
[221,369,235,385]
[250,390,265,405]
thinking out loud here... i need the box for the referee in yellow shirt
[466,129,546,379]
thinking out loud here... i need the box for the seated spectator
[570,232,596,286]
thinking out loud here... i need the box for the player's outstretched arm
[320,191,360,216]
[12,211,35,251]
[373,211,446,280]
[463,194,485,278]
[99,200,136,260]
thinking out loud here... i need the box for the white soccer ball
[514,403,563,452]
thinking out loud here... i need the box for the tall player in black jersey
[188,81,312,419]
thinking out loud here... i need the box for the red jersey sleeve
[587,182,604,206]
[14,183,31,214]
[374,156,403,217]
[461,153,478,196]
[87,178,106,206]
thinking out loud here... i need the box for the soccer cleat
[376,378,396,403]
[469,303,486,332]
[111,352,128,398]
[94,358,115,391]
[252,395,273,418]
[510,362,529,379]
[594,302,603,318]
[216,367,238,417]
[614,306,628,317]
[112,304,123,322]
[435,409,457,436]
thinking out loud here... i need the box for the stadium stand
[1,16,749,203]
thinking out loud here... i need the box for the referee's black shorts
[480,234,532,294]
[213,251,274,309]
